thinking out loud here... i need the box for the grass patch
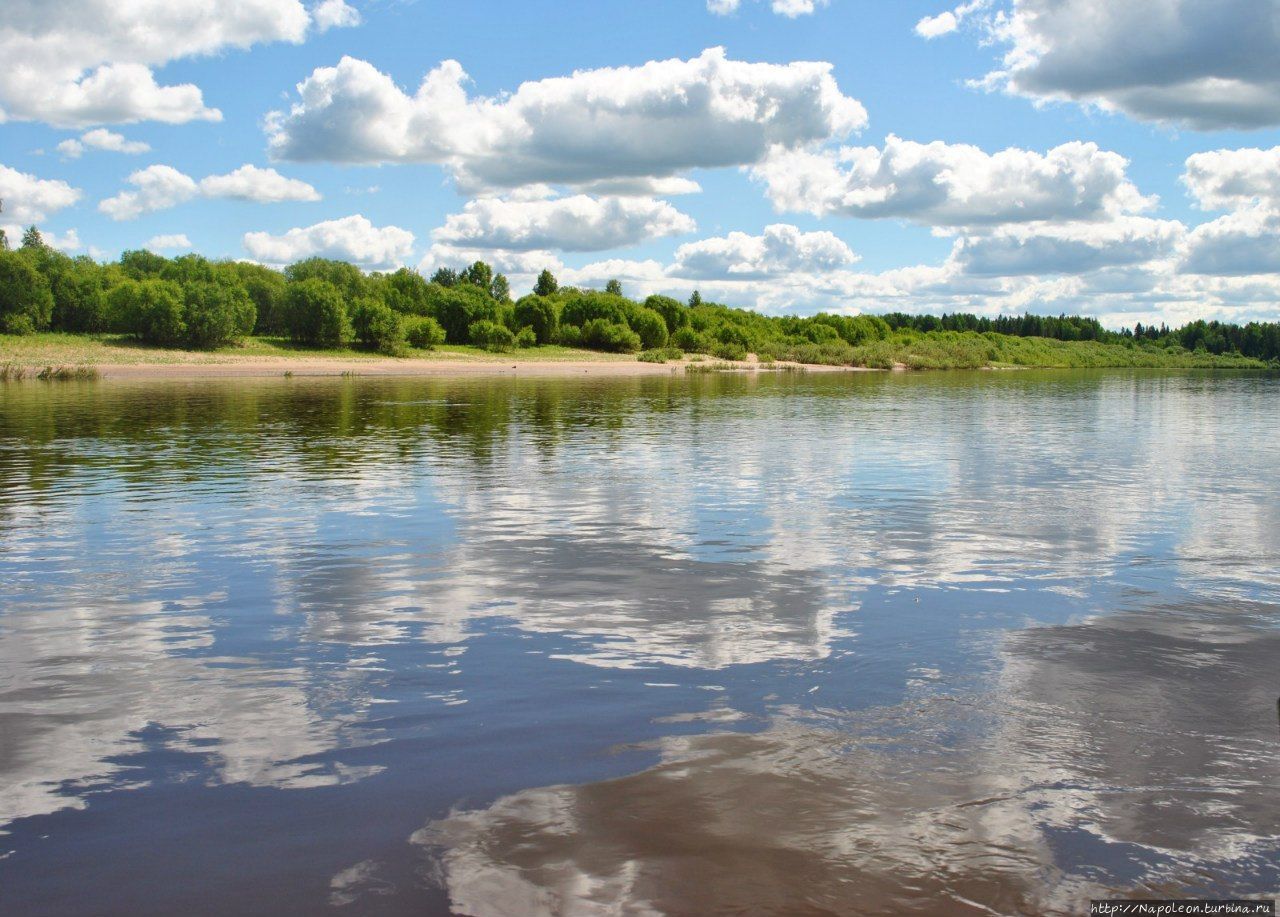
[0,333,637,367]
[2,362,99,381]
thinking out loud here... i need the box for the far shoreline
[89,357,878,380]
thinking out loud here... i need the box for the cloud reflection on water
[416,601,1280,915]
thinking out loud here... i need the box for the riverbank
[0,333,856,380]
[0,331,1269,380]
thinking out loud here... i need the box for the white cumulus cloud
[914,0,988,38]
[198,165,322,203]
[99,165,199,220]
[1183,146,1280,211]
[0,0,360,127]
[57,128,151,158]
[751,135,1152,228]
[265,48,867,193]
[0,164,83,225]
[951,218,1184,276]
[670,224,858,279]
[146,233,193,251]
[312,0,360,30]
[1180,208,1280,276]
[100,164,320,219]
[972,0,1280,130]
[707,0,828,15]
[433,196,696,253]
[243,215,414,269]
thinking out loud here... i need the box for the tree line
[1,227,1277,364]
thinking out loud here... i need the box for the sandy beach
[79,356,874,380]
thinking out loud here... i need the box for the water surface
[1,370,1277,915]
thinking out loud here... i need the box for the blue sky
[2,0,1279,326]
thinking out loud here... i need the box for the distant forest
[1,225,1276,368]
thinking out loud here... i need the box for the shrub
[468,319,516,352]
[283,278,351,348]
[404,315,446,349]
[785,341,856,366]
[644,294,688,333]
[284,258,368,303]
[108,278,186,345]
[711,340,747,361]
[431,284,501,343]
[512,294,559,343]
[351,297,407,355]
[627,306,669,349]
[806,322,841,344]
[182,280,255,348]
[670,326,710,353]
[581,318,641,353]
[0,251,54,334]
[515,326,537,348]
[378,267,434,316]
[228,262,287,335]
[560,291,629,329]
[638,346,684,363]
[44,255,108,333]
[556,324,583,347]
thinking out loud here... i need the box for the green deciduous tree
[512,294,559,344]
[283,278,351,348]
[108,278,186,345]
[351,297,407,355]
[0,250,54,334]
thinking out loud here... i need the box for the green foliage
[106,274,253,349]
[47,255,108,333]
[644,294,688,333]
[351,297,407,355]
[628,306,669,349]
[430,267,459,287]
[10,244,1277,370]
[534,268,558,297]
[560,291,630,328]
[513,294,559,344]
[711,340,747,361]
[431,283,501,343]
[581,318,641,353]
[462,261,493,291]
[468,319,516,352]
[21,226,46,251]
[181,281,255,348]
[226,262,288,335]
[108,278,186,345]
[637,346,684,363]
[283,278,351,348]
[159,253,217,287]
[284,258,368,303]
[605,278,623,296]
[0,250,54,334]
[404,315,446,349]
[120,249,170,279]
[377,268,434,316]
[778,341,857,366]
[670,326,710,353]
